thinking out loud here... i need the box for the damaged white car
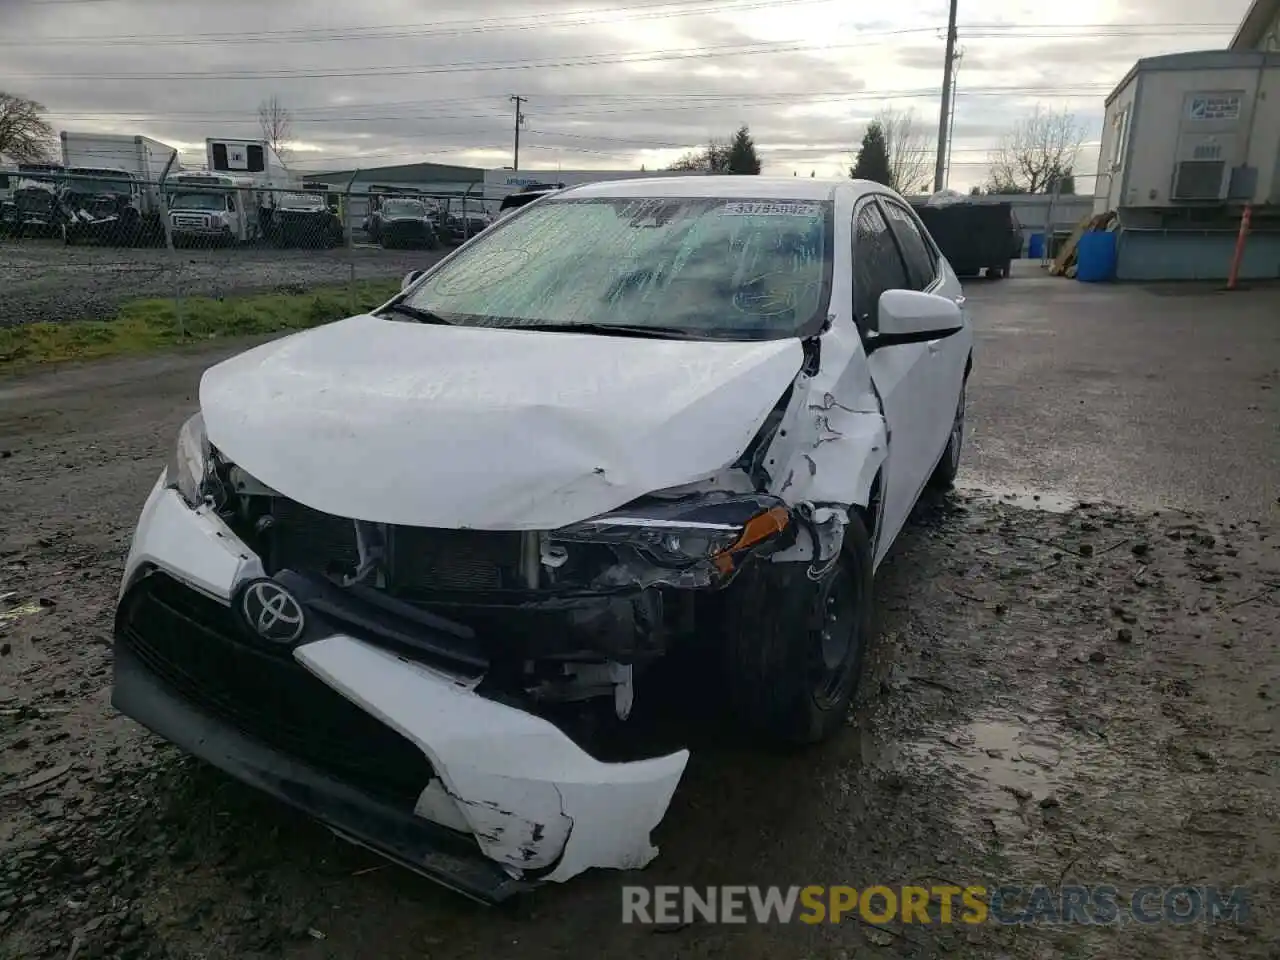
[112,177,972,902]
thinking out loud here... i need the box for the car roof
[559,175,889,202]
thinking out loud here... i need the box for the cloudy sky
[0,0,1250,190]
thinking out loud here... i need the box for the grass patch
[0,279,401,369]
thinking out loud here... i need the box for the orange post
[1227,204,1252,290]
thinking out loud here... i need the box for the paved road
[961,265,1280,520]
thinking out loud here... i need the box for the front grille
[385,221,426,237]
[173,215,209,228]
[118,572,434,805]
[268,498,523,594]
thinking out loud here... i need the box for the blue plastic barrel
[1027,232,1045,259]
[1075,231,1117,283]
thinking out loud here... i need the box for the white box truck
[205,138,298,239]
[60,132,181,243]
[165,171,259,246]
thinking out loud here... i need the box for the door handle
[953,295,966,307]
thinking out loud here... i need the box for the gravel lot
[0,267,1277,959]
[0,240,447,326]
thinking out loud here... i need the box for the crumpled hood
[200,314,804,529]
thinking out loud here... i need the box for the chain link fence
[0,169,497,335]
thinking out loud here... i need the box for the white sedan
[112,176,972,902]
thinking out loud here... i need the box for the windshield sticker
[723,201,822,218]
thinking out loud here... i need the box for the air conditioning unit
[1170,91,1244,202]
[1172,134,1234,200]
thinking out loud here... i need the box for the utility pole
[945,48,963,185]
[933,0,959,192]
[510,95,527,170]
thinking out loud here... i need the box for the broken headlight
[166,412,209,507]
[553,496,791,573]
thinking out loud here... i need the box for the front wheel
[722,513,874,745]
[928,379,966,489]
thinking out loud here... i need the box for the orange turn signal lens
[711,506,791,574]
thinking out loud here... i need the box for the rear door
[852,199,938,561]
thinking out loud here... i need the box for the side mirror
[402,270,426,291]
[869,289,963,352]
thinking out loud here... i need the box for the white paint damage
[200,314,805,530]
[298,638,687,878]
[119,473,264,603]
[119,486,689,883]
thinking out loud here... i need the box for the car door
[878,196,968,479]
[852,199,938,562]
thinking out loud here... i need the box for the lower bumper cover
[112,638,526,902]
[113,478,689,897]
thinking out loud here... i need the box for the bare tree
[666,138,731,173]
[257,96,293,167]
[0,92,56,163]
[876,106,932,195]
[987,104,1087,194]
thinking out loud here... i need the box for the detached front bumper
[113,478,689,901]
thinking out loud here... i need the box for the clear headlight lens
[553,497,791,571]
[166,412,209,506]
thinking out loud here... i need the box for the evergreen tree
[726,125,762,175]
[850,121,892,187]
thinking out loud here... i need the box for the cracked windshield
[405,196,830,338]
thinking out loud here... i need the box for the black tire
[929,378,966,490]
[722,513,874,745]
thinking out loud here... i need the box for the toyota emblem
[240,580,306,644]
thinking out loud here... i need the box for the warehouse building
[1095,0,1280,279]
[481,168,703,200]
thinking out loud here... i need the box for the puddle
[899,713,1098,841]
[944,719,1064,797]
[956,483,1080,514]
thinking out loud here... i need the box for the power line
[40,83,1116,129]
[38,84,1113,121]
[7,35,932,80]
[6,22,1235,81]
[5,0,837,46]
[5,12,1234,47]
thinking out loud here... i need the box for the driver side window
[226,196,237,213]
[852,202,909,334]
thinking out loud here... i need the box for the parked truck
[165,171,259,246]
[60,133,181,244]
[204,138,296,238]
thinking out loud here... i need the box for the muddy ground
[0,241,446,327]
[1,272,1279,959]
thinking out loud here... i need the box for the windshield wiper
[509,321,713,340]
[379,302,456,325]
